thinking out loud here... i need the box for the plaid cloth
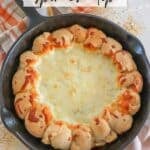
[0,0,28,68]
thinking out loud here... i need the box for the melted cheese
[36,43,122,124]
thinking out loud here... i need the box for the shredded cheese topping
[36,43,122,123]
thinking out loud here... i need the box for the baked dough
[42,122,72,149]
[32,32,52,54]
[91,117,110,144]
[101,37,122,56]
[14,90,38,119]
[84,28,106,49]
[118,71,143,92]
[113,51,137,72]
[52,28,73,47]
[12,67,39,94]
[69,24,87,43]
[12,25,143,150]
[25,104,52,138]
[102,109,133,134]
[70,125,93,150]
[117,89,141,115]
[19,51,39,68]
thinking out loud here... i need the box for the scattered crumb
[53,84,58,89]
[64,72,73,79]
[70,58,77,65]
[94,8,142,35]
[94,7,128,26]
[69,86,76,96]
[123,16,141,35]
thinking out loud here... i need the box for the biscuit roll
[103,109,133,134]
[42,121,72,150]
[118,71,143,93]
[12,67,39,94]
[117,89,141,115]
[52,28,73,48]
[101,37,122,56]
[19,51,39,68]
[69,24,87,43]
[84,28,106,49]
[91,117,110,142]
[71,125,93,150]
[113,51,137,72]
[25,104,52,138]
[14,91,38,119]
[32,32,53,54]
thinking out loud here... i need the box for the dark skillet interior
[0,14,150,150]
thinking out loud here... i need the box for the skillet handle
[15,0,47,30]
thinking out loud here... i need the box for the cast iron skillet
[0,0,150,150]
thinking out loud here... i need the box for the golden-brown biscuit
[14,91,38,119]
[19,51,39,68]
[51,125,72,150]
[84,28,106,50]
[117,89,141,115]
[101,37,122,56]
[32,32,53,54]
[25,104,53,138]
[69,24,87,42]
[91,117,110,142]
[118,71,143,93]
[52,28,73,48]
[113,51,137,72]
[42,123,72,150]
[71,125,93,150]
[12,67,39,94]
[42,122,72,149]
[42,123,59,144]
[103,109,133,134]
